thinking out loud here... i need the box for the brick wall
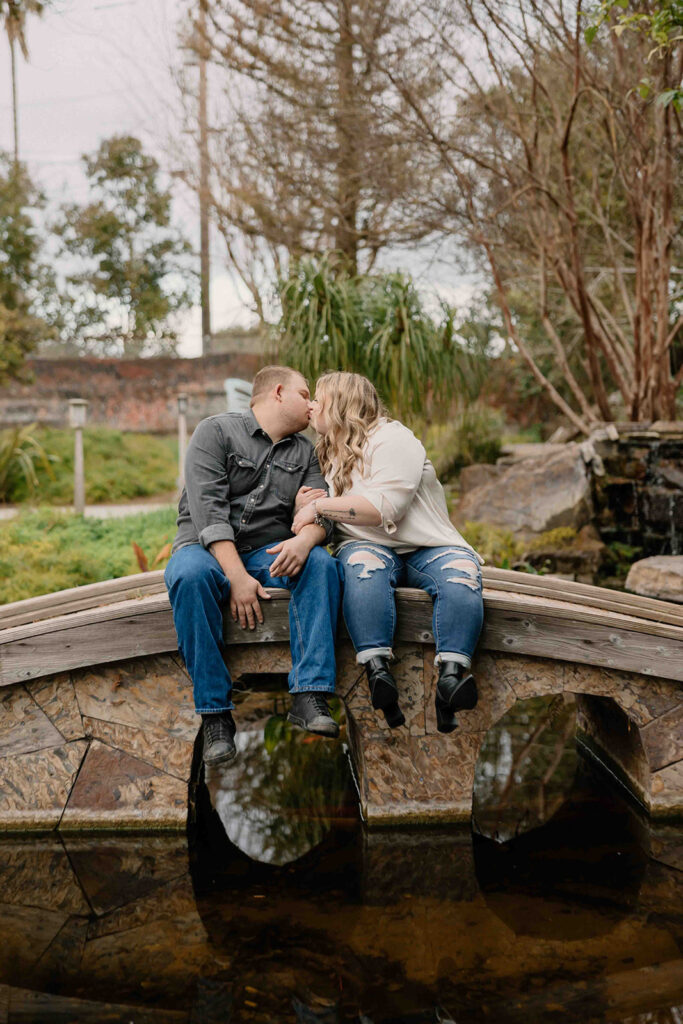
[0,354,263,433]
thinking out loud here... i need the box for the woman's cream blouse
[326,418,483,561]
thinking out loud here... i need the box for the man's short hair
[250,365,306,406]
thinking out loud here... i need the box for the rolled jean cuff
[196,704,235,714]
[435,651,471,669]
[289,684,336,693]
[356,647,393,665]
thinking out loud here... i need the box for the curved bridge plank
[3,566,683,632]
[2,582,683,687]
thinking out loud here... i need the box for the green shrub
[425,404,503,481]
[459,520,524,568]
[458,523,581,570]
[4,427,178,504]
[0,506,177,603]
[603,540,643,580]
[500,424,543,445]
[525,527,578,551]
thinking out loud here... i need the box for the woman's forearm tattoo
[319,505,357,522]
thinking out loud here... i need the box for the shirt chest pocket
[271,458,302,502]
[227,452,257,494]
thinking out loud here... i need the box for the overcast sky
[0,0,256,356]
[0,0,474,358]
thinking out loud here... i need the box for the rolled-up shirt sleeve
[302,446,334,545]
[184,418,235,549]
[349,427,425,534]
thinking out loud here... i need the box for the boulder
[458,463,502,495]
[456,443,592,535]
[625,556,683,604]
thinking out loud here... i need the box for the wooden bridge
[0,567,682,829]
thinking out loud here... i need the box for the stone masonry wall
[591,424,683,558]
[0,353,263,433]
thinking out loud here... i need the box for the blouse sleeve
[349,424,425,534]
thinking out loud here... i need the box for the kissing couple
[165,365,484,767]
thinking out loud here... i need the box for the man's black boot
[435,662,478,734]
[202,711,237,767]
[288,692,340,737]
[365,656,405,729]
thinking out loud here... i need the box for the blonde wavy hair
[314,372,386,496]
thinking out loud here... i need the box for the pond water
[1,689,682,1023]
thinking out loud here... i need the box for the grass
[0,506,178,604]
[3,427,178,505]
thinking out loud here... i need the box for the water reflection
[0,690,681,1023]
[203,691,355,865]
[473,693,579,841]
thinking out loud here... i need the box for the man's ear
[273,384,283,402]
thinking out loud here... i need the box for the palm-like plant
[0,423,57,501]
[1,1,52,162]
[278,256,486,420]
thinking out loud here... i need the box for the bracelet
[312,500,330,529]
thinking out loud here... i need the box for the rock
[458,463,502,495]
[496,442,568,466]
[625,556,683,603]
[456,443,592,535]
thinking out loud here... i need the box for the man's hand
[294,485,326,512]
[267,533,315,578]
[292,501,317,535]
[229,572,271,630]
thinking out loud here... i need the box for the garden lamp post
[177,392,188,490]
[68,399,88,516]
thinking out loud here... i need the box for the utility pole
[198,0,211,356]
[10,34,19,164]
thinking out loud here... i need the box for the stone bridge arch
[337,643,681,825]
[0,569,681,829]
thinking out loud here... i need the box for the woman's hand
[267,534,314,577]
[294,485,326,512]
[292,502,317,535]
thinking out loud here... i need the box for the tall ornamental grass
[278,258,487,420]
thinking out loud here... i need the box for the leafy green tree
[0,153,56,383]
[57,135,195,357]
[588,0,683,108]
[278,257,487,421]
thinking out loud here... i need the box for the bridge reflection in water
[2,691,680,1023]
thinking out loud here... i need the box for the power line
[0,89,128,110]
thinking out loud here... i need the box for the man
[164,365,343,767]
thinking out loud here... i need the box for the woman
[292,371,484,733]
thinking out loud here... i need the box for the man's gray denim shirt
[171,409,332,555]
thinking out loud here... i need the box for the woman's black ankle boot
[364,656,405,728]
[435,661,478,734]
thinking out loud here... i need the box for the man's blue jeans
[338,542,484,668]
[164,543,343,713]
